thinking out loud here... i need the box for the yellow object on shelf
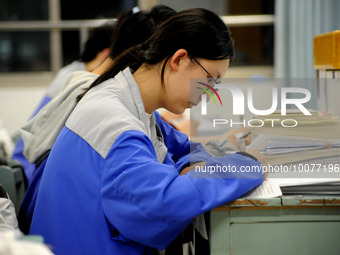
[314,30,340,69]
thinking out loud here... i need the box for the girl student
[18,5,177,235]
[29,8,266,255]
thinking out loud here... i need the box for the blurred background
[0,0,340,136]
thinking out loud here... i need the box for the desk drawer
[211,208,340,255]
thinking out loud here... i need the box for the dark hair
[80,21,115,62]
[78,8,233,101]
[109,5,177,59]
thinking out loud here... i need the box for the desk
[210,196,340,255]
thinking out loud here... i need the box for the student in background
[18,5,177,235]
[46,21,114,100]
[11,21,115,185]
[29,8,265,255]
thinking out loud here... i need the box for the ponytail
[77,8,234,102]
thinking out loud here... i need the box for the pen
[236,131,251,152]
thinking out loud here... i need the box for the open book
[243,179,282,198]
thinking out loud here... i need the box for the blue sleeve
[11,137,35,185]
[154,111,212,170]
[100,130,264,250]
[11,95,51,184]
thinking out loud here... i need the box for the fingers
[227,134,238,148]
[244,132,253,146]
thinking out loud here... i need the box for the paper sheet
[243,179,282,198]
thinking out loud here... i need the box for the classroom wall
[0,66,274,137]
[0,74,52,136]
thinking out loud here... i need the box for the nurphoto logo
[196,82,222,115]
[199,83,312,128]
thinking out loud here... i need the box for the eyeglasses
[192,57,220,92]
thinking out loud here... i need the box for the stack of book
[246,133,340,196]
[243,110,340,197]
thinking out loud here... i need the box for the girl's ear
[169,49,188,72]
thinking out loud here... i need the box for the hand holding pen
[236,131,251,152]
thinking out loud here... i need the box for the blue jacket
[29,68,264,255]
[11,96,50,185]
[12,61,86,184]
[18,71,99,234]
